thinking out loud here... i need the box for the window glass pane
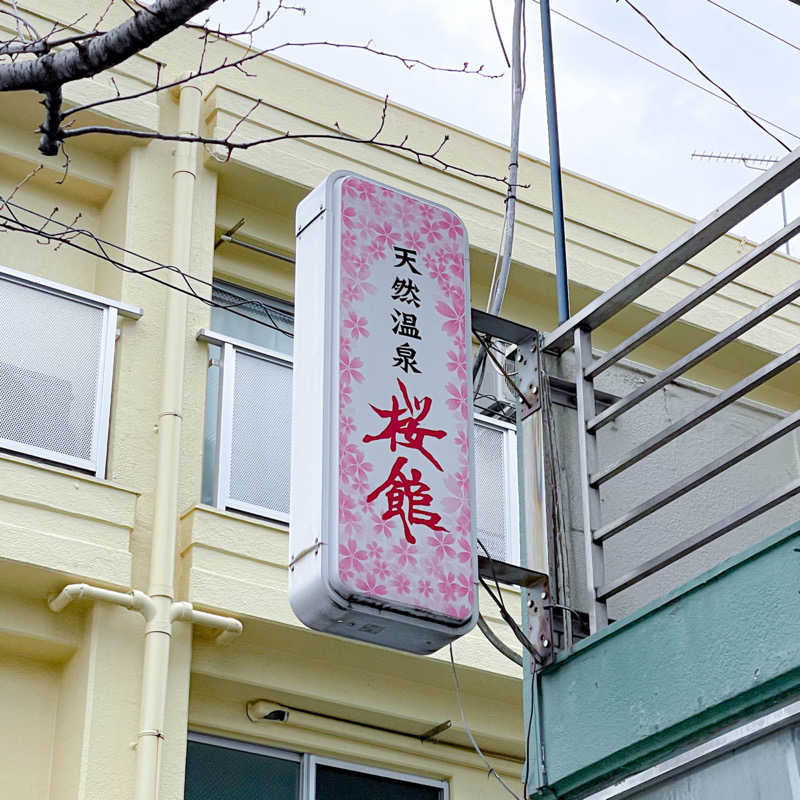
[211,281,294,355]
[0,278,105,464]
[315,764,441,800]
[474,421,510,562]
[202,281,294,507]
[228,351,292,514]
[184,741,300,800]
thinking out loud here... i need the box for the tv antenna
[691,151,792,255]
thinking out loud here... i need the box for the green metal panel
[529,520,800,799]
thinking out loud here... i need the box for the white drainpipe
[48,77,243,800]
[134,75,202,800]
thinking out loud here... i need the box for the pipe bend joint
[131,590,156,621]
[48,583,89,613]
[170,601,194,623]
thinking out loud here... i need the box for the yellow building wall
[0,1,797,799]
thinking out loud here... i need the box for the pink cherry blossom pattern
[456,572,474,603]
[446,348,467,381]
[341,416,356,438]
[421,218,442,244]
[438,572,458,601]
[374,560,391,580]
[356,573,388,595]
[340,353,365,385]
[366,541,383,560]
[445,382,468,419]
[428,530,457,560]
[392,539,418,567]
[438,211,465,241]
[369,511,393,537]
[436,298,465,338]
[339,538,368,573]
[454,429,469,456]
[371,221,401,251]
[344,311,369,340]
[342,205,357,229]
[341,443,372,485]
[391,574,411,595]
[403,230,425,251]
[457,537,473,563]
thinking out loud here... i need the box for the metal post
[539,0,570,323]
[780,191,790,255]
[574,329,607,632]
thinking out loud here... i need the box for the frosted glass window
[474,416,519,564]
[201,282,294,520]
[0,273,118,475]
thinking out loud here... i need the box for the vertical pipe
[134,77,202,800]
[487,0,524,317]
[539,0,570,324]
[574,329,607,632]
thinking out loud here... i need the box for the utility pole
[691,151,792,255]
[538,0,570,323]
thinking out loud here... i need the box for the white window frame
[0,264,141,477]
[186,731,449,800]
[473,411,520,566]
[198,328,293,523]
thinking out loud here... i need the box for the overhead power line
[620,0,791,151]
[703,0,800,57]
[0,197,294,337]
[532,1,800,144]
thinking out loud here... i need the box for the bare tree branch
[0,0,216,91]
[62,33,500,121]
[0,30,101,57]
[61,94,523,188]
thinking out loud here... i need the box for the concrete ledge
[0,454,137,588]
[530,519,800,799]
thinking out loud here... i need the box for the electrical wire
[0,197,294,338]
[448,644,522,800]
[522,671,536,799]
[477,614,523,666]
[703,0,800,57]
[488,0,512,68]
[531,1,800,143]
[619,0,791,151]
[476,538,542,663]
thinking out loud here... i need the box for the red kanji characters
[366,456,447,544]
[363,378,446,470]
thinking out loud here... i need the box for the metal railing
[544,147,800,633]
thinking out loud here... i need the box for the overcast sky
[211,0,800,249]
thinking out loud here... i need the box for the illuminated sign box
[290,171,478,653]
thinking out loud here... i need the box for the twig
[62,96,524,188]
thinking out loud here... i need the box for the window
[0,265,140,477]
[201,280,520,563]
[201,281,294,521]
[184,733,447,800]
[474,413,520,564]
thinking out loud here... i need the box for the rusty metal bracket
[517,332,542,420]
[524,577,554,668]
